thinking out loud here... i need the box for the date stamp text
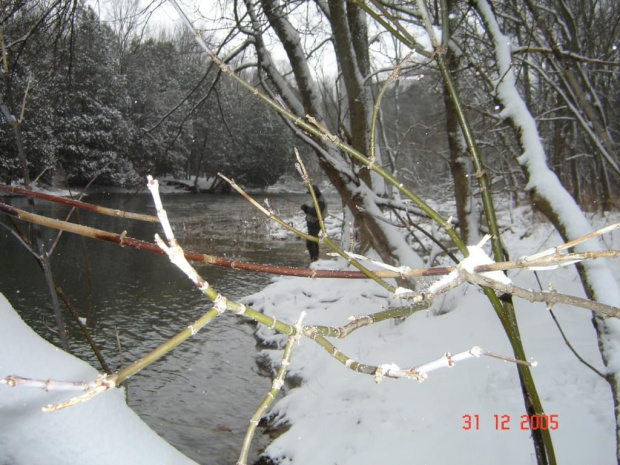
[462,414,559,431]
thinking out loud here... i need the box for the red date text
[462,413,559,431]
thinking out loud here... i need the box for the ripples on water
[0,192,333,464]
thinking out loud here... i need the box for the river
[0,191,338,464]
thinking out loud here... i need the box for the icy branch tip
[374,363,401,384]
[293,311,307,341]
[469,346,484,357]
[296,311,307,326]
[475,234,491,248]
[394,287,415,297]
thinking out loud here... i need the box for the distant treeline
[0,4,295,188]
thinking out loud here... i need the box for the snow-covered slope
[0,293,197,465]
[246,212,618,464]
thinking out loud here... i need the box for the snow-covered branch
[1,375,104,392]
[0,374,120,413]
[473,0,620,306]
[386,346,537,383]
[351,233,620,317]
[305,327,535,383]
[462,271,619,318]
[237,312,305,465]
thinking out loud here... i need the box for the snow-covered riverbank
[0,293,197,465]
[246,208,619,464]
[1,185,618,464]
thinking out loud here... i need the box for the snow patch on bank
[0,293,197,465]
[247,212,617,464]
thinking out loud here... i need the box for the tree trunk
[327,0,372,160]
[476,3,620,457]
[443,47,477,245]
[248,0,420,267]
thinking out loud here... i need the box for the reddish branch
[1,199,618,285]
[0,183,159,223]
[0,201,376,278]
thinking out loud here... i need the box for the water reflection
[0,191,336,464]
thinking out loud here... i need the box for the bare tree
[235,0,425,269]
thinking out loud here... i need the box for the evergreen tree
[51,6,134,185]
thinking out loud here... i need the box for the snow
[245,208,618,464]
[462,238,512,284]
[1,185,617,464]
[475,2,620,444]
[0,293,197,465]
[476,0,619,303]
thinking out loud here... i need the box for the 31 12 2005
[462,413,559,431]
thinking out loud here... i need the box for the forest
[0,0,619,464]
[1,0,618,201]
[0,1,298,189]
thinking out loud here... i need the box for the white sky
[92,0,432,83]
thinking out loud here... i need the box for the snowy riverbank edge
[0,292,198,465]
[244,210,619,465]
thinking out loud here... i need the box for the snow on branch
[474,0,620,308]
[0,374,119,413]
[523,223,620,268]
[375,346,536,384]
[1,374,110,392]
[350,229,619,317]
[397,235,512,300]
[147,176,215,298]
[305,326,535,382]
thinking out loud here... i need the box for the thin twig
[2,375,97,391]
[533,273,607,379]
[237,312,305,465]
[18,74,31,124]
[548,308,607,379]
[462,270,619,318]
[310,303,430,339]
[55,286,111,375]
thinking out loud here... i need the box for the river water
[0,191,337,464]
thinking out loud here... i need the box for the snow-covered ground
[245,208,619,464]
[0,187,617,464]
[0,293,197,465]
